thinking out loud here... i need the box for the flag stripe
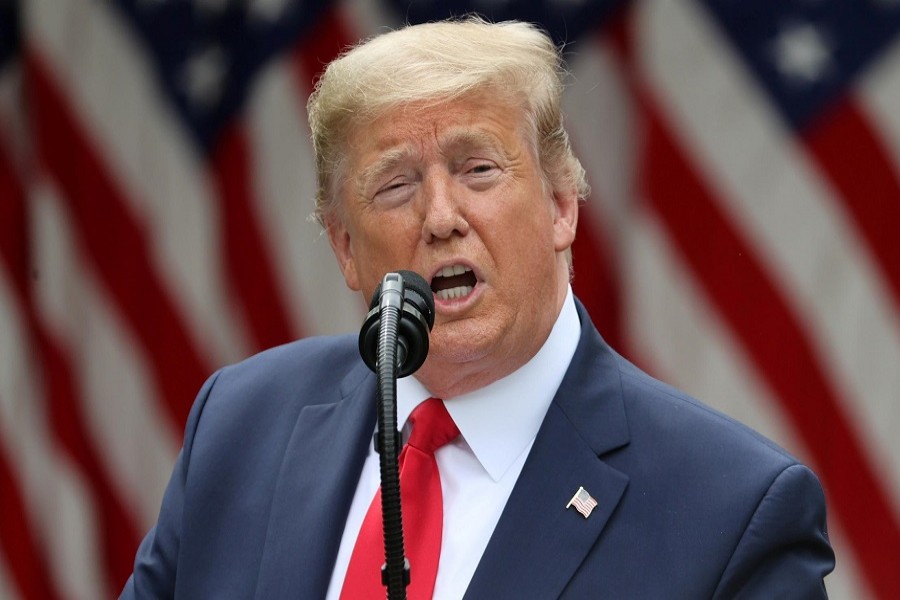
[0,549,21,600]
[802,97,900,318]
[563,32,637,358]
[0,178,139,594]
[0,141,60,600]
[26,51,210,431]
[641,92,900,598]
[289,8,354,90]
[245,55,364,336]
[859,37,900,172]
[212,123,302,348]
[571,214,624,351]
[0,448,59,600]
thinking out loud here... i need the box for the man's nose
[420,171,470,243]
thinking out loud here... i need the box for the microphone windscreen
[396,270,435,329]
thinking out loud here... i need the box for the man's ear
[325,214,361,291]
[552,184,579,253]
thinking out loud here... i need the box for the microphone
[357,271,435,598]
[359,270,435,377]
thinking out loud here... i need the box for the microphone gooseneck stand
[359,271,435,600]
[374,276,408,599]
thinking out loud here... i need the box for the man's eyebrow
[357,147,414,192]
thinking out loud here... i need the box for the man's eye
[375,177,409,195]
[373,179,414,205]
[469,163,495,174]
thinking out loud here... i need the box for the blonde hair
[307,16,589,226]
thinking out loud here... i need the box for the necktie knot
[407,398,459,454]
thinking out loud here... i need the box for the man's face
[326,94,578,396]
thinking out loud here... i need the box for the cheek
[349,218,418,273]
[495,200,554,248]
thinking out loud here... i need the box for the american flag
[0,0,898,598]
[567,486,599,519]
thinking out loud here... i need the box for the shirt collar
[397,286,581,481]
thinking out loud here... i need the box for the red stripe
[0,137,63,600]
[25,51,209,431]
[640,90,900,598]
[0,141,140,595]
[0,449,61,600]
[290,8,356,91]
[803,97,900,317]
[210,124,301,348]
[0,135,27,285]
[571,212,624,352]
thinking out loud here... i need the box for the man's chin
[426,327,504,372]
[426,341,485,367]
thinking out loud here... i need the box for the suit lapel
[253,363,376,600]
[464,300,631,599]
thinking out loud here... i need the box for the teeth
[438,265,472,278]
[435,285,474,300]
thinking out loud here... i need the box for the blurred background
[1,0,898,598]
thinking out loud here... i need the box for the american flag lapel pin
[566,486,598,519]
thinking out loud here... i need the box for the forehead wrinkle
[437,128,506,158]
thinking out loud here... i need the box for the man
[122,17,834,598]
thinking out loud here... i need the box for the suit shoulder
[222,334,360,384]
[197,334,366,419]
[613,354,798,472]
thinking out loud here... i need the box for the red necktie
[340,398,460,599]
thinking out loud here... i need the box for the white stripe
[339,0,400,39]
[0,255,107,600]
[246,56,366,336]
[0,281,33,600]
[26,0,252,366]
[30,179,179,532]
[858,35,900,175]
[638,0,900,517]
[0,557,21,600]
[46,460,111,600]
[824,520,875,600]
[564,38,638,256]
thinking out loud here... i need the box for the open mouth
[430,265,477,301]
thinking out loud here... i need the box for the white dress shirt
[326,287,581,599]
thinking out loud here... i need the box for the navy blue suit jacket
[122,300,834,598]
